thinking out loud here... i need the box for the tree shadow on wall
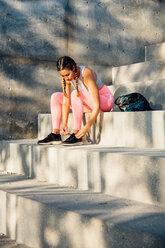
[0,0,164,139]
[0,0,67,139]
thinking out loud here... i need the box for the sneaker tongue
[48,133,53,137]
[69,133,75,140]
[66,133,75,142]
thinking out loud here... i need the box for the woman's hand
[60,124,68,135]
[75,127,88,139]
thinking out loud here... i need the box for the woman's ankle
[73,129,79,134]
[52,129,60,135]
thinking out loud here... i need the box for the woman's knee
[100,94,114,112]
[51,92,63,103]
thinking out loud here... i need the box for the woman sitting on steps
[38,56,114,145]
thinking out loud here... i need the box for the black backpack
[114,93,153,112]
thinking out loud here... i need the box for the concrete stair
[1,174,165,248]
[112,59,165,85]
[0,234,30,248]
[1,141,165,207]
[145,42,165,61]
[109,79,165,111]
[0,41,165,247]
[112,42,165,109]
[38,111,165,148]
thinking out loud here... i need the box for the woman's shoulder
[81,66,94,76]
[82,67,97,82]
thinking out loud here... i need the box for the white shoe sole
[62,141,83,146]
[38,141,62,145]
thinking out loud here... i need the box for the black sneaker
[63,133,83,146]
[38,133,62,145]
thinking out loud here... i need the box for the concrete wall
[0,0,165,139]
[0,0,66,139]
[67,0,165,66]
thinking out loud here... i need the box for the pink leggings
[51,85,114,130]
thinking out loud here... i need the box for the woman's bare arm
[76,68,100,138]
[61,82,71,134]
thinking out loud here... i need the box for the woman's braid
[62,77,67,97]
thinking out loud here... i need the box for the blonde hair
[62,77,67,97]
[75,68,80,97]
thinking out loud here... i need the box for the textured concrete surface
[0,234,30,248]
[1,1,164,65]
[145,42,165,61]
[31,145,165,206]
[0,140,37,175]
[38,111,165,148]
[0,0,164,139]
[67,0,165,66]
[0,0,67,59]
[0,176,165,248]
[0,57,62,140]
[0,0,66,140]
[1,140,165,206]
[109,79,165,111]
[112,59,165,85]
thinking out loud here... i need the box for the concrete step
[112,59,165,85]
[0,174,165,248]
[38,110,165,148]
[109,79,165,111]
[145,42,165,61]
[0,234,30,248]
[32,145,165,207]
[1,141,165,206]
[0,139,37,176]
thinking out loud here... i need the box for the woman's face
[59,68,75,82]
